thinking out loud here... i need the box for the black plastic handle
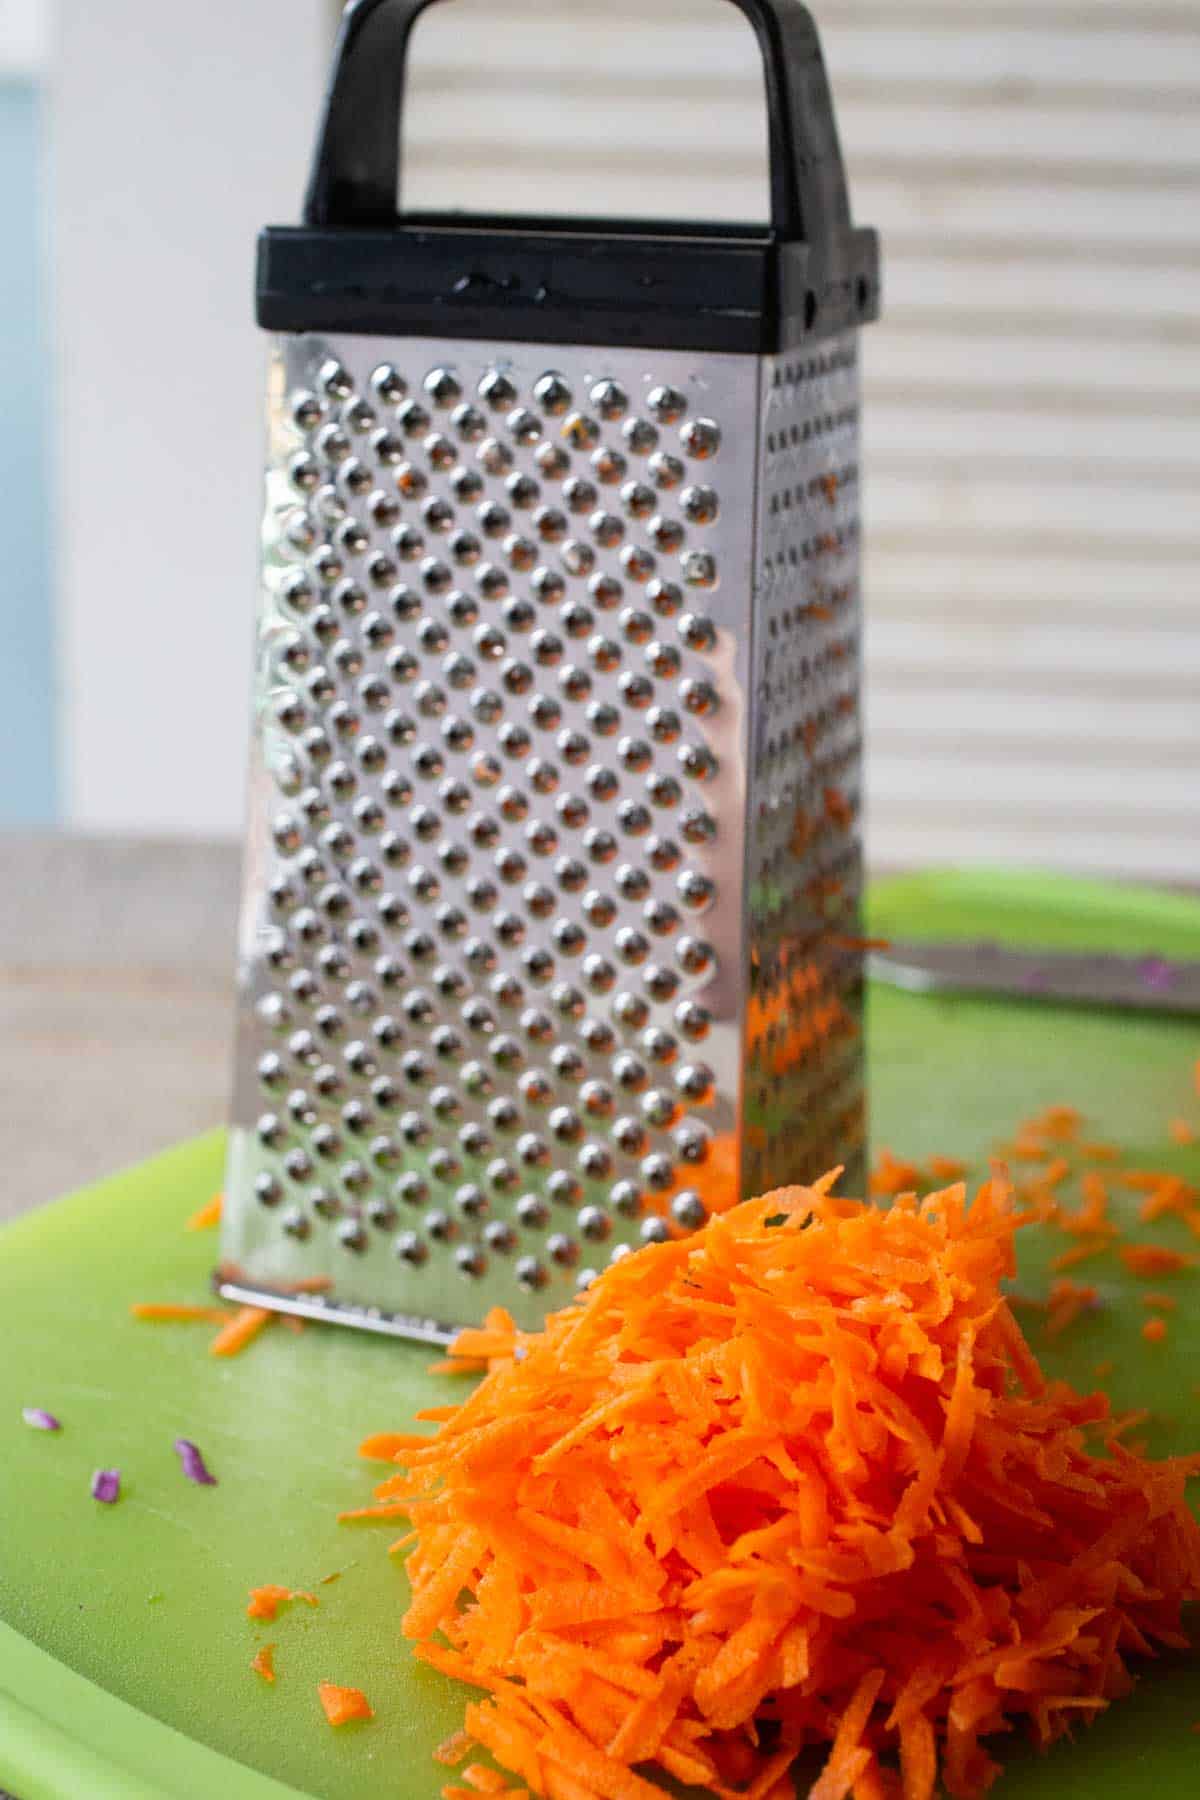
[304,0,852,246]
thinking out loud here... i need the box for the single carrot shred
[247,1585,318,1621]
[209,1305,273,1358]
[927,1155,967,1181]
[463,1766,511,1793]
[251,1643,276,1683]
[317,1682,373,1726]
[1120,1245,1193,1277]
[129,1302,229,1322]
[185,1193,223,1232]
[1142,1317,1169,1344]
[1140,1292,1179,1311]
[435,1729,476,1767]
[361,1174,1200,1800]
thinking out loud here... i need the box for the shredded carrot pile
[318,1682,373,1726]
[367,1175,1200,1800]
[247,1585,318,1622]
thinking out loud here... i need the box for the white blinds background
[401,0,1200,880]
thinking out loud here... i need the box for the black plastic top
[257,0,880,354]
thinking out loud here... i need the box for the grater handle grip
[305,0,852,245]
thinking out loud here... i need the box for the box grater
[219,0,880,1341]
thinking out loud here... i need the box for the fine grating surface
[222,333,861,1335]
[744,336,865,1195]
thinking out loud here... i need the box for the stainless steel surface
[870,940,1200,1015]
[222,331,864,1338]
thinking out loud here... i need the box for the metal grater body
[220,330,864,1338]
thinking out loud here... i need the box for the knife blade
[868,941,1200,1016]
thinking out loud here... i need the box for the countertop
[0,833,241,1221]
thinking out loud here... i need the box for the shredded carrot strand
[209,1305,273,1358]
[251,1643,276,1683]
[1120,1245,1193,1277]
[317,1682,373,1726]
[246,1586,318,1621]
[184,1193,223,1231]
[129,1302,229,1322]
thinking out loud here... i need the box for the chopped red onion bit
[91,1468,121,1504]
[174,1437,217,1486]
[22,1407,62,1432]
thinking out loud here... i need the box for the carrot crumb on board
[1169,1118,1195,1146]
[318,1682,373,1726]
[129,1303,229,1323]
[184,1193,223,1232]
[1141,1292,1179,1311]
[434,1729,476,1767]
[251,1644,276,1683]
[1120,1245,1194,1277]
[246,1585,318,1622]
[1080,1141,1121,1162]
[1093,1359,1115,1380]
[926,1154,967,1180]
[1142,1317,1169,1344]
[1044,1278,1101,1339]
[209,1306,273,1358]
[364,1173,1200,1800]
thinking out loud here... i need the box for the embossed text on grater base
[221,335,859,1336]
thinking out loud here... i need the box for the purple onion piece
[173,1437,218,1486]
[1137,956,1177,992]
[22,1407,62,1432]
[91,1468,121,1504]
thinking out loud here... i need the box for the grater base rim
[214,1278,457,1346]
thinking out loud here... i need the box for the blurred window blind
[405,0,1200,880]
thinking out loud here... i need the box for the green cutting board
[1,872,1197,1800]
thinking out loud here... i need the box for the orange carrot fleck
[1080,1142,1121,1162]
[1120,1246,1193,1277]
[1168,1118,1195,1146]
[1140,1293,1178,1311]
[1044,1278,1100,1339]
[209,1306,273,1358]
[185,1193,223,1232]
[1050,1240,1108,1272]
[1093,1360,1115,1380]
[246,1586,318,1622]
[927,1155,967,1181]
[251,1643,276,1683]
[337,1502,412,1523]
[130,1302,229,1322]
[1142,1317,1169,1344]
[435,1730,476,1767]
[318,1682,373,1726]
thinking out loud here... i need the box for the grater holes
[259,349,736,1286]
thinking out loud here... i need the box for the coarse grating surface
[743,334,865,1196]
[221,332,862,1336]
